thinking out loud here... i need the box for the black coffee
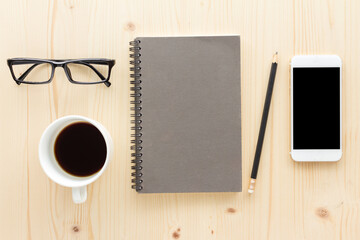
[54,122,107,177]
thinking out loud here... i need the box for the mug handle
[72,186,87,204]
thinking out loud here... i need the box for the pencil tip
[273,52,279,63]
[248,178,256,194]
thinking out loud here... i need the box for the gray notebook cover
[135,36,241,193]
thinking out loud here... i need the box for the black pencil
[248,52,278,194]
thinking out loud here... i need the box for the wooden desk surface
[0,0,359,239]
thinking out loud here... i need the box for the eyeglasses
[7,58,115,87]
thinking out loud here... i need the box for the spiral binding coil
[130,39,143,191]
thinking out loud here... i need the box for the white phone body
[291,55,342,162]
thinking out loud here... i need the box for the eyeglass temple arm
[17,63,41,82]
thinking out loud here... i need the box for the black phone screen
[293,67,340,149]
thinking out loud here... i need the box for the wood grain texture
[0,0,359,239]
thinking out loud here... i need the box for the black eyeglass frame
[7,58,115,87]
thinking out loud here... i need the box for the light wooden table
[0,0,359,239]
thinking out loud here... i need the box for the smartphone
[290,55,342,162]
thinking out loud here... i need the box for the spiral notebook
[130,36,241,193]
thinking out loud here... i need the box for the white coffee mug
[39,115,113,204]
